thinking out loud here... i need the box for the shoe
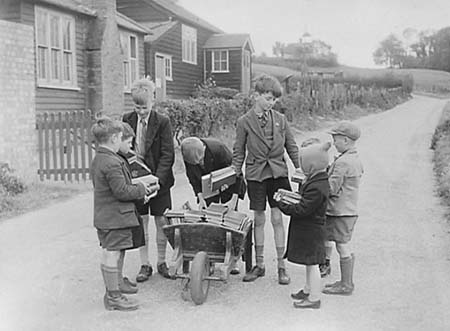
[319,260,331,278]
[278,268,291,285]
[103,292,139,311]
[119,280,138,294]
[242,266,265,282]
[293,298,321,309]
[157,262,171,279]
[136,265,153,283]
[324,280,341,288]
[123,277,137,287]
[230,267,240,275]
[291,289,310,300]
[322,282,354,296]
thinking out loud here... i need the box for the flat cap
[328,121,361,140]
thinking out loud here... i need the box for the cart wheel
[190,251,210,305]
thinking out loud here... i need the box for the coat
[326,147,363,216]
[184,138,245,205]
[122,110,175,194]
[232,108,299,182]
[278,171,329,265]
[90,147,146,230]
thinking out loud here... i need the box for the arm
[278,186,324,218]
[232,119,247,176]
[284,117,300,168]
[328,161,347,199]
[155,117,175,187]
[105,162,146,201]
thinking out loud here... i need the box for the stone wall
[0,20,37,181]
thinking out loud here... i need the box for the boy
[232,74,300,285]
[322,121,364,296]
[122,78,175,281]
[276,142,331,309]
[90,117,151,311]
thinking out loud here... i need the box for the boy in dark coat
[276,142,331,309]
[90,117,151,311]
[122,78,175,281]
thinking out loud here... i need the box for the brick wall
[0,20,37,181]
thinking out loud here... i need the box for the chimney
[83,0,124,117]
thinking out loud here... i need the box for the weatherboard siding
[205,49,242,91]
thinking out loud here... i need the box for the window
[182,24,197,64]
[164,56,172,80]
[35,6,77,88]
[120,32,139,91]
[212,50,229,72]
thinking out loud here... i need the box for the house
[0,0,154,116]
[117,0,254,100]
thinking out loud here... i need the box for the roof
[148,0,223,33]
[203,34,254,52]
[34,0,97,17]
[142,20,178,43]
[116,11,151,34]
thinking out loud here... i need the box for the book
[291,169,306,184]
[276,188,302,205]
[126,151,153,179]
[210,166,237,192]
[201,173,218,199]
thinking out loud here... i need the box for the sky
[178,0,450,68]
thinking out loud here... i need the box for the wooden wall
[205,48,242,91]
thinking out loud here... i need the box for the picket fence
[36,110,95,182]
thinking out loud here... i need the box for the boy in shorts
[322,121,364,296]
[122,78,175,281]
[232,74,300,285]
[91,117,151,311]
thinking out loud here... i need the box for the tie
[138,118,147,156]
[259,110,269,128]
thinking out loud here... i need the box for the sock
[307,265,321,302]
[255,245,264,268]
[117,251,125,286]
[139,236,150,266]
[156,237,167,264]
[101,264,120,296]
[276,246,285,269]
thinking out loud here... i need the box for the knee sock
[139,238,150,266]
[255,245,264,268]
[155,217,168,265]
[307,265,321,302]
[101,264,120,295]
[117,251,125,285]
[276,246,286,269]
[325,241,333,260]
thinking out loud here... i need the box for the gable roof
[116,11,151,34]
[34,0,97,16]
[203,34,254,52]
[146,0,223,33]
[142,20,178,43]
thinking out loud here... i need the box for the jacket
[232,108,299,182]
[90,147,146,229]
[122,110,175,194]
[326,147,363,216]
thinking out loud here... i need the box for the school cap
[328,121,361,141]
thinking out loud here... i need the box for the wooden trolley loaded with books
[163,167,253,305]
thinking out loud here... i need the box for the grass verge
[431,101,450,214]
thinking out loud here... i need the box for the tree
[272,41,285,57]
[373,34,406,68]
[429,27,450,72]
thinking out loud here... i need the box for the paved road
[1,95,450,331]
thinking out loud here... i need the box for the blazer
[326,147,364,216]
[232,108,300,181]
[122,110,175,194]
[90,147,146,230]
[184,138,244,203]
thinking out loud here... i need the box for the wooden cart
[163,208,253,305]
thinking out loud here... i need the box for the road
[1,95,450,331]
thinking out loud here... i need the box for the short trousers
[325,215,358,243]
[247,177,291,211]
[149,190,172,216]
[97,219,145,251]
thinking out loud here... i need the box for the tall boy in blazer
[122,78,175,281]
[232,74,300,284]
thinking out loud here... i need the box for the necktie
[259,110,269,128]
[138,118,147,156]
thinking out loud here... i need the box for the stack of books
[201,166,237,199]
[164,210,185,225]
[184,210,206,223]
[223,210,250,230]
[276,188,302,205]
[204,203,229,225]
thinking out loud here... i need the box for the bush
[0,163,26,196]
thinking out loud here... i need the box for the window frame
[35,5,78,89]
[211,50,229,73]
[120,32,139,92]
[181,24,197,65]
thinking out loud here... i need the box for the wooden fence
[36,110,95,182]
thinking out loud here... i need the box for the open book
[201,166,237,199]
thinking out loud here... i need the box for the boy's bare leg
[243,210,266,282]
[320,241,333,277]
[271,207,290,284]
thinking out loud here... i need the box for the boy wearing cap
[232,74,300,285]
[122,78,175,281]
[322,121,364,296]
